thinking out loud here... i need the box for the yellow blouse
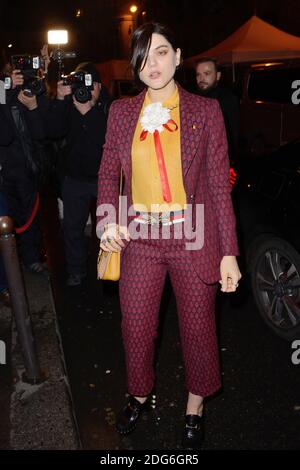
[131,86,186,213]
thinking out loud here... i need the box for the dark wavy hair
[130,22,181,87]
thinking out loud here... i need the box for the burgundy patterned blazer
[97,85,239,284]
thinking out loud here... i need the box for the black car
[233,140,300,340]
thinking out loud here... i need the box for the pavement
[1,194,300,452]
[0,268,79,450]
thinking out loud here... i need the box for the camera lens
[25,76,45,96]
[31,79,42,94]
[74,87,91,103]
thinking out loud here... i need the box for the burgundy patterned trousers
[119,230,221,398]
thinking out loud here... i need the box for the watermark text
[0,340,6,365]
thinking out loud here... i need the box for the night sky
[1,0,300,65]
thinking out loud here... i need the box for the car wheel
[250,236,300,340]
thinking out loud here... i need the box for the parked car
[184,59,300,159]
[233,140,300,340]
[238,60,300,158]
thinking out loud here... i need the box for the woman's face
[139,33,181,90]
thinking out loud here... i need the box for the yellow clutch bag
[97,249,120,281]
[97,169,123,282]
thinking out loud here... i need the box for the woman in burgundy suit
[97,22,241,449]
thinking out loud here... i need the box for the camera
[0,70,13,104]
[51,48,77,79]
[11,54,46,96]
[0,73,12,90]
[62,70,93,103]
[52,49,76,63]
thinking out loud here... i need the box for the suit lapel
[179,86,205,177]
[120,90,146,182]
[120,86,205,187]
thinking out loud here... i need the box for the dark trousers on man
[61,176,97,277]
[3,175,41,267]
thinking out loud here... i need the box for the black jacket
[0,105,14,146]
[46,94,110,182]
[199,85,240,163]
[0,91,48,183]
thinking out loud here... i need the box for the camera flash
[47,30,68,45]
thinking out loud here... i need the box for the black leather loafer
[116,394,155,434]
[182,414,204,449]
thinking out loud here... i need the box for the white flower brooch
[140,102,171,134]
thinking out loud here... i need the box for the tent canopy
[185,15,300,66]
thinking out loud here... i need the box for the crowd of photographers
[0,45,112,303]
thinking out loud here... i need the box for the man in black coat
[46,62,110,286]
[0,70,49,276]
[195,58,240,165]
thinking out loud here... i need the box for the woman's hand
[219,256,242,292]
[100,223,130,253]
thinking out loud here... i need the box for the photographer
[46,62,111,286]
[0,67,49,276]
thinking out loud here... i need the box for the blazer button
[189,194,195,200]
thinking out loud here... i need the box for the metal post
[0,216,43,384]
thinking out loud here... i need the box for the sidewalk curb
[8,271,80,450]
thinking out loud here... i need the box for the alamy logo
[96,200,205,250]
[291,80,300,104]
[291,340,300,365]
[0,340,6,365]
